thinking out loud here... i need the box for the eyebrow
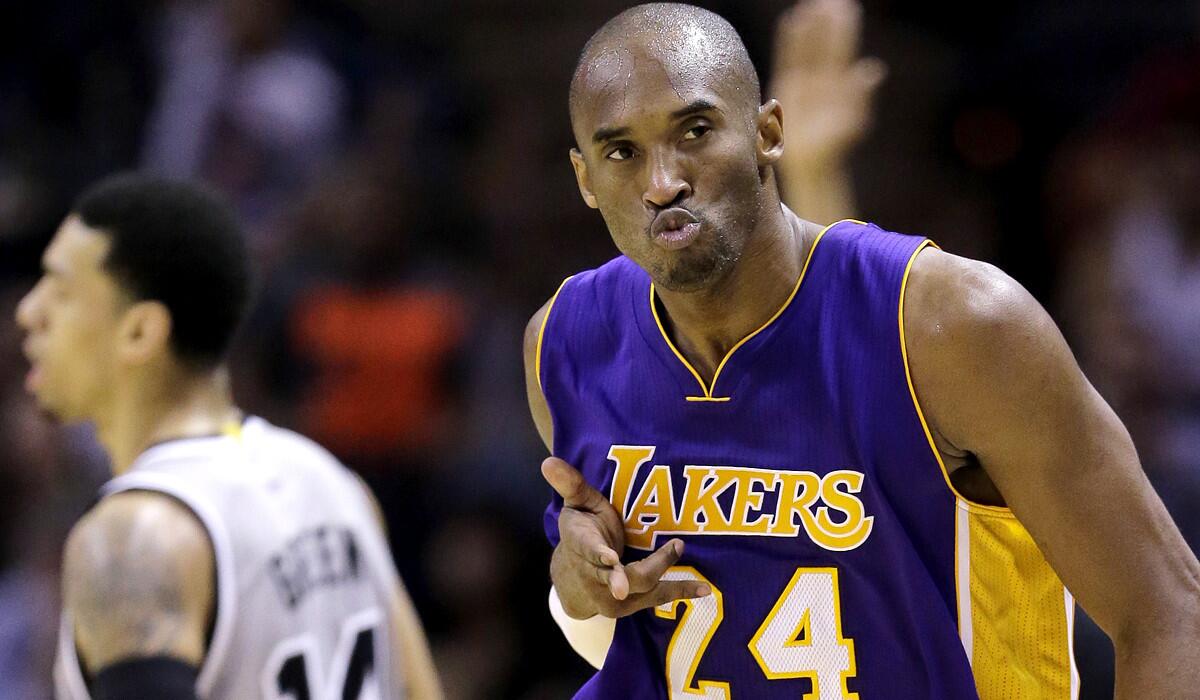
[591,99,720,145]
[670,99,719,120]
[592,125,630,144]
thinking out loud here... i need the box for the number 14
[655,567,858,700]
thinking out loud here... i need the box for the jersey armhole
[535,275,574,395]
[101,474,239,696]
[897,240,1015,518]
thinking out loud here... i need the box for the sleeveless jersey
[539,218,1079,699]
[54,416,405,700]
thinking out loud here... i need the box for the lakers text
[606,445,874,551]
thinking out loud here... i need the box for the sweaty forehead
[573,38,746,132]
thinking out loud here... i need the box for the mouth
[21,342,42,393]
[24,363,42,394]
[650,208,702,251]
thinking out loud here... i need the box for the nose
[643,147,692,210]
[15,281,43,332]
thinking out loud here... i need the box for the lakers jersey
[54,416,405,700]
[539,217,1079,699]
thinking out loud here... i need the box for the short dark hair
[73,173,252,370]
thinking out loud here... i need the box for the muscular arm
[523,299,554,453]
[385,576,443,700]
[63,491,214,673]
[354,475,444,700]
[904,247,1200,696]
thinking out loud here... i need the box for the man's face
[570,43,769,292]
[15,216,126,422]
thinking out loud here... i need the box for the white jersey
[54,416,405,700]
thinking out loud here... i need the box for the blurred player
[525,2,1200,698]
[16,174,443,700]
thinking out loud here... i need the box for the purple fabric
[541,221,977,699]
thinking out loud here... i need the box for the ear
[569,148,599,209]
[116,301,173,366]
[756,99,785,167]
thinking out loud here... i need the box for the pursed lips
[650,208,702,251]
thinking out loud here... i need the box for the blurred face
[570,42,778,292]
[15,216,126,422]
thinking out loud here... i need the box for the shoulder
[524,294,559,367]
[66,491,214,577]
[64,490,215,671]
[903,246,1053,349]
[901,246,1078,454]
[522,258,630,360]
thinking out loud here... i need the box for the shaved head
[565,3,785,294]
[569,3,761,130]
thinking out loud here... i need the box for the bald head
[569,3,761,128]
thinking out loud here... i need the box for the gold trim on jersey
[649,218,858,401]
[535,275,575,394]
[898,242,1077,698]
[222,421,244,442]
[897,240,1010,516]
[956,500,1079,699]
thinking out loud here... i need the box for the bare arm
[354,475,444,700]
[905,247,1200,697]
[386,577,443,700]
[523,298,555,453]
[63,491,214,673]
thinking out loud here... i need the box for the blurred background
[1,0,1198,697]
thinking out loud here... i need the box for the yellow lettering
[769,471,822,537]
[811,471,874,551]
[603,445,874,552]
[607,445,656,518]
[727,469,774,534]
[625,464,679,549]
[679,467,734,532]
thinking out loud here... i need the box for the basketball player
[15,174,443,699]
[524,4,1200,698]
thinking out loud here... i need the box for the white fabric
[54,417,404,700]
[548,586,615,670]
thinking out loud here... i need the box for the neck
[97,365,241,475]
[654,203,816,384]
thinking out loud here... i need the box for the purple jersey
[539,219,1078,699]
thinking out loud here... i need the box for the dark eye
[682,124,710,141]
[606,146,634,162]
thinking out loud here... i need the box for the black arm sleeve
[92,656,199,700]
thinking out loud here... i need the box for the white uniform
[54,416,405,700]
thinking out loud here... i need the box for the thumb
[542,457,606,509]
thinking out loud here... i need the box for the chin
[30,394,73,425]
[30,402,65,425]
[658,254,734,293]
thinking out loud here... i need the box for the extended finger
[620,578,713,615]
[822,0,863,68]
[624,539,685,594]
[775,2,821,70]
[543,457,608,511]
[608,561,630,601]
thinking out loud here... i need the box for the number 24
[656,566,858,700]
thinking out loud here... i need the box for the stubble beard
[651,226,741,293]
